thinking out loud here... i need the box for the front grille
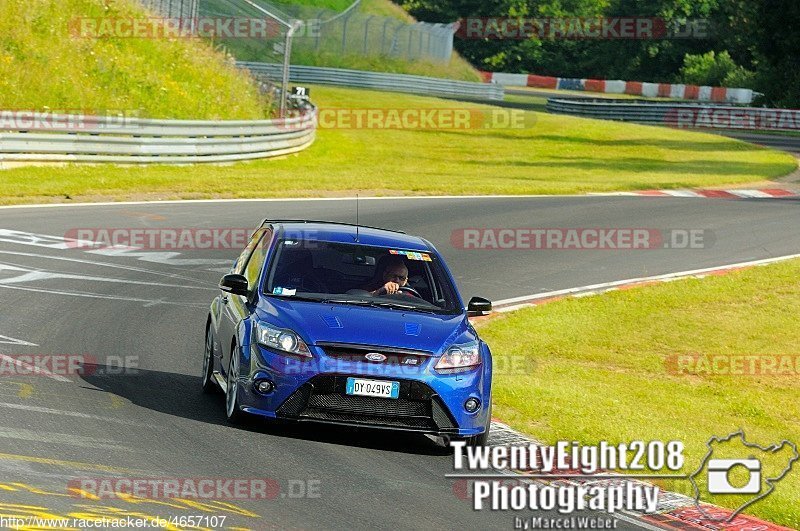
[320,344,429,367]
[276,374,457,433]
[307,393,427,417]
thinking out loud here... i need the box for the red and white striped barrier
[600,188,798,199]
[481,71,755,104]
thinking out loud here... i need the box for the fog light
[255,380,274,394]
[464,398,480,413]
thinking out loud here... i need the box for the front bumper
[238,343,491,436]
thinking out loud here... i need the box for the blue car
[203,220,493,446]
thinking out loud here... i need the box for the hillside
[0,0,272,119]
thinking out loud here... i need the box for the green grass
[290,49,481,82]
[0,85,795,204]
[476,260,800,527]
[0,0,272,119]
[273,0,415,21]
[274,0,355,10]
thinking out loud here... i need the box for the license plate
[346,377,400,399]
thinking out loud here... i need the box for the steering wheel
[396,286,422,299]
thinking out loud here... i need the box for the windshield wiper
[320,298,374,306]
[369,301,438,313]
[320,298,437,313]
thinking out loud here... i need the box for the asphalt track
[0,195,798,529]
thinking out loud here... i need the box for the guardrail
[239,62,504,102]
[0,107,317,164]
[547,98,800,132]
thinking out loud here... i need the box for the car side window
[242,229,273,292]
[233,229,266,276]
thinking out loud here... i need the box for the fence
[200,0,456,65]
[139,0,199,19]
[240,62,504,101]
[0,108,317,165]
[546,98,800,132]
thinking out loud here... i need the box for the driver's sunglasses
[385,273,408,282]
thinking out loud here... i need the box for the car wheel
[201,326,217,394]
[225,346,245,424]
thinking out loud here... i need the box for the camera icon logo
[689,430,798,522]
[707,458,761,494]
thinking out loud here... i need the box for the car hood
[256,298,471,354]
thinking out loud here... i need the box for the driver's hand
[380,281,400,295]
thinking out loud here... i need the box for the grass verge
[476,260,800,527]
[0,0,271,119]
[0,85,795,205]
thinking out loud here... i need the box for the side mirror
[467,296,492,317]
[219,274,249,296]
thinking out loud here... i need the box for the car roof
[263,220,432,252]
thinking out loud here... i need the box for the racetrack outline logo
[688,430,799,522]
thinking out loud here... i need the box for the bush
[679,50,755,88]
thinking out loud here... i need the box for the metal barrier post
[363,16,373,55]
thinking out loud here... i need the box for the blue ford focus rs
[203,220,493,446]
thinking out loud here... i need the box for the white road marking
[662,190,703,198]
[0,228,97,249]
[0,188,794,212]
[87,245,230,266]
[0,335,37,347]
[492,252,800,310]
[0,354,70,382]
[0,195,569,210]
[729,190,772,198]
[0,250,211,285]
[0,229,231,267]
[0,263,214,291]
[0,283,207,307]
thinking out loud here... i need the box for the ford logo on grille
[364,353,387,362]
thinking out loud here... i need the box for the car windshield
[263,239,461,314]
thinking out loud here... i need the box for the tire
[464,403,492,447]
[464,429,489,448]
[201,325,217,394]
[225,345,246,424]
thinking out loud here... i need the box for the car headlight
[435,341,481,371]
[255,322,311,357]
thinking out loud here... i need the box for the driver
[368,256,409,296]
